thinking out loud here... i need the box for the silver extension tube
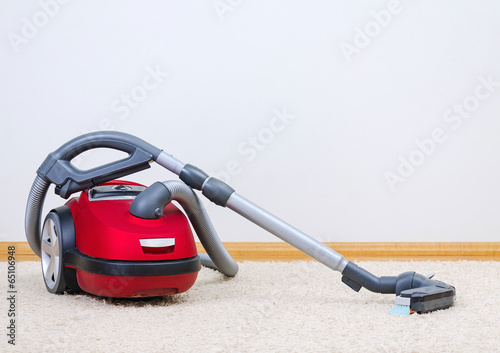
[156,151,348,273]
[226,193,348,273]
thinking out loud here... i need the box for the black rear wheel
[41,212,67,294]
[40,207,81,294]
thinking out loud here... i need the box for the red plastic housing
[65,180,199,298]
[75,272,198,298]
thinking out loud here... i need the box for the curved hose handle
[37,131,162,198]
[25,131,162,257]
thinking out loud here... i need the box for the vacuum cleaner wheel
[41,212,67,294]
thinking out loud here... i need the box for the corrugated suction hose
[163,181,238,277]
[130,180,238,277]
[25,176,50,257]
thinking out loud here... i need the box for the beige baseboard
[1,241,499,262]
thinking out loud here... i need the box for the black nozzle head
[394,271,456,312]
[398,273,456,313]
[341,262,456,313]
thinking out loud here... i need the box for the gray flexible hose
[162,181,238,277]
[25,176,50,257]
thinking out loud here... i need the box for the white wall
[1,0,499,243]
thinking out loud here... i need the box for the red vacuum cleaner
[48,180,200,297]
[25,131,455,314]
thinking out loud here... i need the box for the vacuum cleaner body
[45,180,200,298]
[26,131,455,314]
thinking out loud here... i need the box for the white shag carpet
[1,260,499,353]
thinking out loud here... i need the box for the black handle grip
[37,131,162,198]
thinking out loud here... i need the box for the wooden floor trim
[1,241,499,262]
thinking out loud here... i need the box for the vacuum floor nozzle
[390,283,456,315]
[403,284,456,313]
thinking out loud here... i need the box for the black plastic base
[64,249,201,277]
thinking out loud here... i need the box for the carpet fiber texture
[1,260,499,353]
